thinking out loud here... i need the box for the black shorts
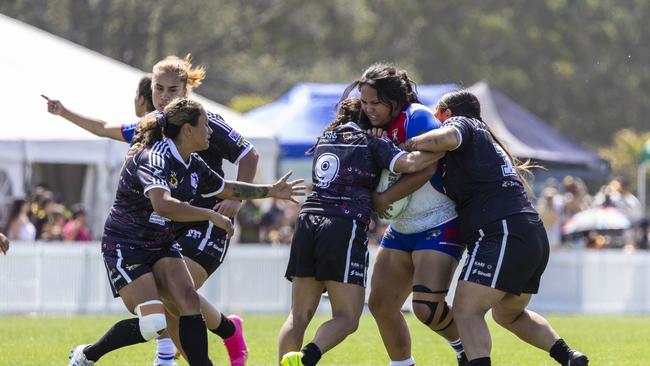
[285,213,369,287]
[459,213,549,295]
[176,222,229,276]
[103,242,183,298]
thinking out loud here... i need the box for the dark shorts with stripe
[285,213,370,287]
[459,213,549,295]
[102,242,183,298]
[176,222,230,276]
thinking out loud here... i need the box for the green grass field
[0,313,647,365]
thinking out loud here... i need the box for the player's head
[134,74,155,117]
[151,54,206,111]
[434,90,482,123]
[133,97,211,152]
[354,63,419,128]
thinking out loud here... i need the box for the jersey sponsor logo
[391,128,399,143]
[314,153,340,189]
[149,212,169,226]
[472,268,493,278]
[190,172,199,189]
[349,270,365,278]
[186,229,202,239]
[322,131,337,141]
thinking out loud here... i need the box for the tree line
[3,0,649,150]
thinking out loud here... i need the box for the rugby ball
[375,169,410,220]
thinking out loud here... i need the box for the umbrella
[562,206,631,235]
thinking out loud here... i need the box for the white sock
[155,337,176,364]
[389,356,415,366]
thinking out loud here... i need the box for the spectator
[561,175,591,218]
[260,198,288,242]
[3,198,36,241]
[536,184,563,248]
[62,204,92,241]
[39,203,66,241]
[236,200,262,243]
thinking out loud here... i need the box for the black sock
[209,313,235,339]
[84,318,146,362]
[179,314,209,366]
[301,342,322,366]
[469,357,491,366]
[549,338,571,365]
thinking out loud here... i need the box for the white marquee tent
[0,14,278,236]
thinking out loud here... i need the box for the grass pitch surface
[0,313,646,365]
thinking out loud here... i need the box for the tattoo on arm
[231,184,269,199]
[405,139,417,151]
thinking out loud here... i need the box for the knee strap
[412,285,453,332]
[135,300,166,341]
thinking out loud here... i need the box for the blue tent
[245,83,457,158]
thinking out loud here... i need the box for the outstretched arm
[217,171,306,204]
[214,148,259,218]
[404,126,459,153]
[42,95,128,141]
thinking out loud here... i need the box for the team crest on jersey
[168,172,179,189]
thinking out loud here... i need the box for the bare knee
[368,293,387,318]
[333,311,360,335]
[492,307,525,327]
[289,307,316,332]
[173,285,200,314]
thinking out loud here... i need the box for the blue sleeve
[405,108,440,140]
[121,122,138,143]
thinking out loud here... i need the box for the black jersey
[123,110,252,235]
[442,116,536,236]
[300,122,405,225]
[102,139,225,249]
[176,111,253,233]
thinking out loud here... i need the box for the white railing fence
[1,242,650,314]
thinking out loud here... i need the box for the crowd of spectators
[2,185,91,242]
[6,176,647,249]
[536,175,647,250]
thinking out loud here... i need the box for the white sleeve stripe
[233,144,254,165]
[207,111,232,132]
[389,151,407,173]
[448,126,463,151]
[201,179,225,198]
[144,184,170,197]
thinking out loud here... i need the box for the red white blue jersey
[102,139,224,250]
[300,122,406,225]
[386,103,457,234]
[120,110,252,236]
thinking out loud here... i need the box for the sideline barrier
[1,242,649,314]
